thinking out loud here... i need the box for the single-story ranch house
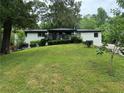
[24,28,102,46]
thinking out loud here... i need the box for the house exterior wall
[24,31,102,46]
[25,33,45,44]
[80,32,102,46]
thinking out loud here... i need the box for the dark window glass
[38,33,42,37]
[38,33,46,37]
[25,33,27,37]
[42,33,45,36]
[94,32,98,37]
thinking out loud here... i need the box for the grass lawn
[0,44,124,93]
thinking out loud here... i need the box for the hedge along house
[24,28,102,46]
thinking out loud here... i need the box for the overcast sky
[78,0,120,16]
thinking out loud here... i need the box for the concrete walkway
[106,44,124,56]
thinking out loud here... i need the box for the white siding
[25,33,45,44]
[80,32,102,46]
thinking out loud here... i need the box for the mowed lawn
[0,44,124,93]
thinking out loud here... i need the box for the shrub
[39,39,47,46]
[30,40,40,48]
[18,43,29,49]
[30,43,37,48]
[23,43,29,48]
[15,30,25,48]
[71,36,82,43]
[48,40,72,45]
[85,40,93,47]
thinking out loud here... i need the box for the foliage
[47,36,82,45]
[79,15,97,29]
[0,0,46,28]
[0,0,46,54]
[117,0,124,8]
[71,36,82,43]
[43,0,82,28]
[30,39,47,47]
[99,22,112,43]
[39,39,47,46]
[111,8,121,16]
[15,30,25,48]
[30,40,40,48]
[79,8,108,29]
[19,43,29,49]
[39,22,52,29]
[97,15,124,76]
[101,16,124,45]
[48,40,72,45]
[96,7,108,27]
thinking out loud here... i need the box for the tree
[117,0,124,8]
[96,7,108,27]
[111,8,121,16]
[79,14,97,29]
[39,21,53,29]
[0,0,46,54]
[97,1,124,75]
[97,16,124,76]
[43,0,81,28]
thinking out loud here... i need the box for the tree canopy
[96,7,108,27]
[79,14,97,29]
[117,0,124,8]
[41,0,82,28]
[0,0,46,54]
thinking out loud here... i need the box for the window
[38,33,42,37]
[38,33,45,37]
[94,32,98,38]
[25,33,27,37]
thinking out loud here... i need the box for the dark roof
[77,29,101,33]
[48,28,76,32]
[24,29,47,33]
[48,28,75,31]
[24,28,101,33]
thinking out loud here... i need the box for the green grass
[0,44,124,93]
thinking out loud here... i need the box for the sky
[78,0,121,16]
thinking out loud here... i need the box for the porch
[47,28,76,40]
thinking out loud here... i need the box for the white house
[24,28,102,46]
[24,29,47,44]
[77,29,102,46]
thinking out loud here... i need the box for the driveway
[106,44,124,56]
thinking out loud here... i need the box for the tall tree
[96,7,108,27]
[0,0,46,54]
[79,14,97,29]
[97,1,124,75]
[43,0,81,28]
[97,15,124,76]
[117,0,124,8]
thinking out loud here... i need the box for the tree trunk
[1,17,12,54]
[109,52,114,76]
[108,46,117,76]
